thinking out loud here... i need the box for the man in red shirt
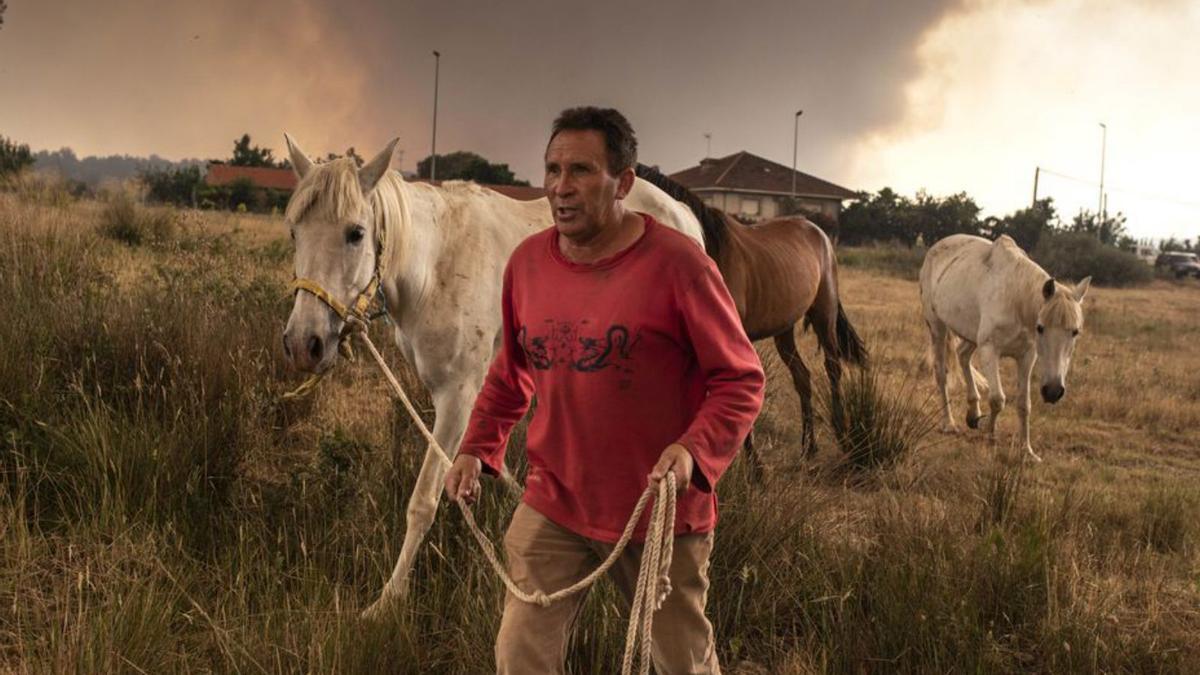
[445,107,764,674]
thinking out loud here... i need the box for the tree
[1161,236,1195,253]
[0,135,34,177]
[416,151,529,186]
[323,147,364,168]
[1068,209,1130,248]
[230,133,277,168]
[0,1,8,31]
[141,165,203,206]
[988,198,1057,251]
[839,188,911,245]
[908,190,982,245]
[227,177,256,211]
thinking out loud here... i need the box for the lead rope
[348,320,676,675]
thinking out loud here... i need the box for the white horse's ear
[1073,276,1091,301]
[1042,277,1056,300]
[360,138,400,195]
[284,133,313,180]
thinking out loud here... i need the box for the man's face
[544,129,633,243]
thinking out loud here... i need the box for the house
[204,164,298,191]
[668,151,857,224]
[203,164,546,202]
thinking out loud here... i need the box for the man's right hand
[444,454,483,505]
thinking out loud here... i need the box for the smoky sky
[0,0,964,186]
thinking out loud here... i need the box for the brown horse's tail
[836,301,869,367]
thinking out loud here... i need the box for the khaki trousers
[495,502,721,675]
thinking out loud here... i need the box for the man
[444,106,764,674]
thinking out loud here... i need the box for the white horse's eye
[346,227,366,245]
[1036,324,1044,334]
[1071,329,1080,338]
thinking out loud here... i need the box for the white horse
[279,135,703,615]
[919,234,1090,461]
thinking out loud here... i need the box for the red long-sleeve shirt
[459,214,764,543]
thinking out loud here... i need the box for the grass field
[2,192,1198,673]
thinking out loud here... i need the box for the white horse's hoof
[360,600,386,621]
[360,589,405,620]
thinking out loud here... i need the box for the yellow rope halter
[281,218,387,400]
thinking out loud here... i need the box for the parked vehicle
[1134,244,1160,265]
[1155,251,1200,278]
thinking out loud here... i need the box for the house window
[741,198,760,216]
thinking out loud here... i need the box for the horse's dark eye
[1037,325,1045,334]
[346,226,365,245]
[1071,329,1080,338]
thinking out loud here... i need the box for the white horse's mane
[989,235,1082,329]
[284,158,366,226]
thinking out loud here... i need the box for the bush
[837,243,926,280]
[97,194,176,246]
[7,171,88,206]
[829,365,939,472]
[140,165,202,206]
[1033,232,1152,287]
[840,188,982,247]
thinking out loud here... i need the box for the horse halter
[290,274,383,328]
[283,219,388,398]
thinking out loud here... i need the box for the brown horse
[636,165,868,464]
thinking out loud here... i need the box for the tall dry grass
[2,194,1198,673]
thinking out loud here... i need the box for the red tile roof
[669,152,857,200]
[202,165,546,201]
[204,164,297,190]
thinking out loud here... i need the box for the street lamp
[791,110,804,198]
[431,50,441,182]
[1098,122,1107,221]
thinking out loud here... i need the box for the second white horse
[920,234,1090,461]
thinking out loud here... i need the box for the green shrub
[1033,232,1152,287]
[837,243,927,280]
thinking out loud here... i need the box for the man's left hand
[649,443,694,493]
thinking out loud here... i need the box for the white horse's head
[281,134,399,373]
[1035,276,1090,403]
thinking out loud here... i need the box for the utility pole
[431,50,441,182]
[1098,122,1107,221]
[1032,166,1040,208]
[791,109,804,198]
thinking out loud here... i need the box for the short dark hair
[549,106,638,175]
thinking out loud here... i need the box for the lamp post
[791,110,804,198]
[431,50,441,182]
[1098,122,1107,221]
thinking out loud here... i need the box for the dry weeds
[2,192,1198,673]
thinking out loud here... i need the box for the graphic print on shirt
[517,319,640,373]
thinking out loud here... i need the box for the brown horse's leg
[809,290,847,441]
[774,329,817,457]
